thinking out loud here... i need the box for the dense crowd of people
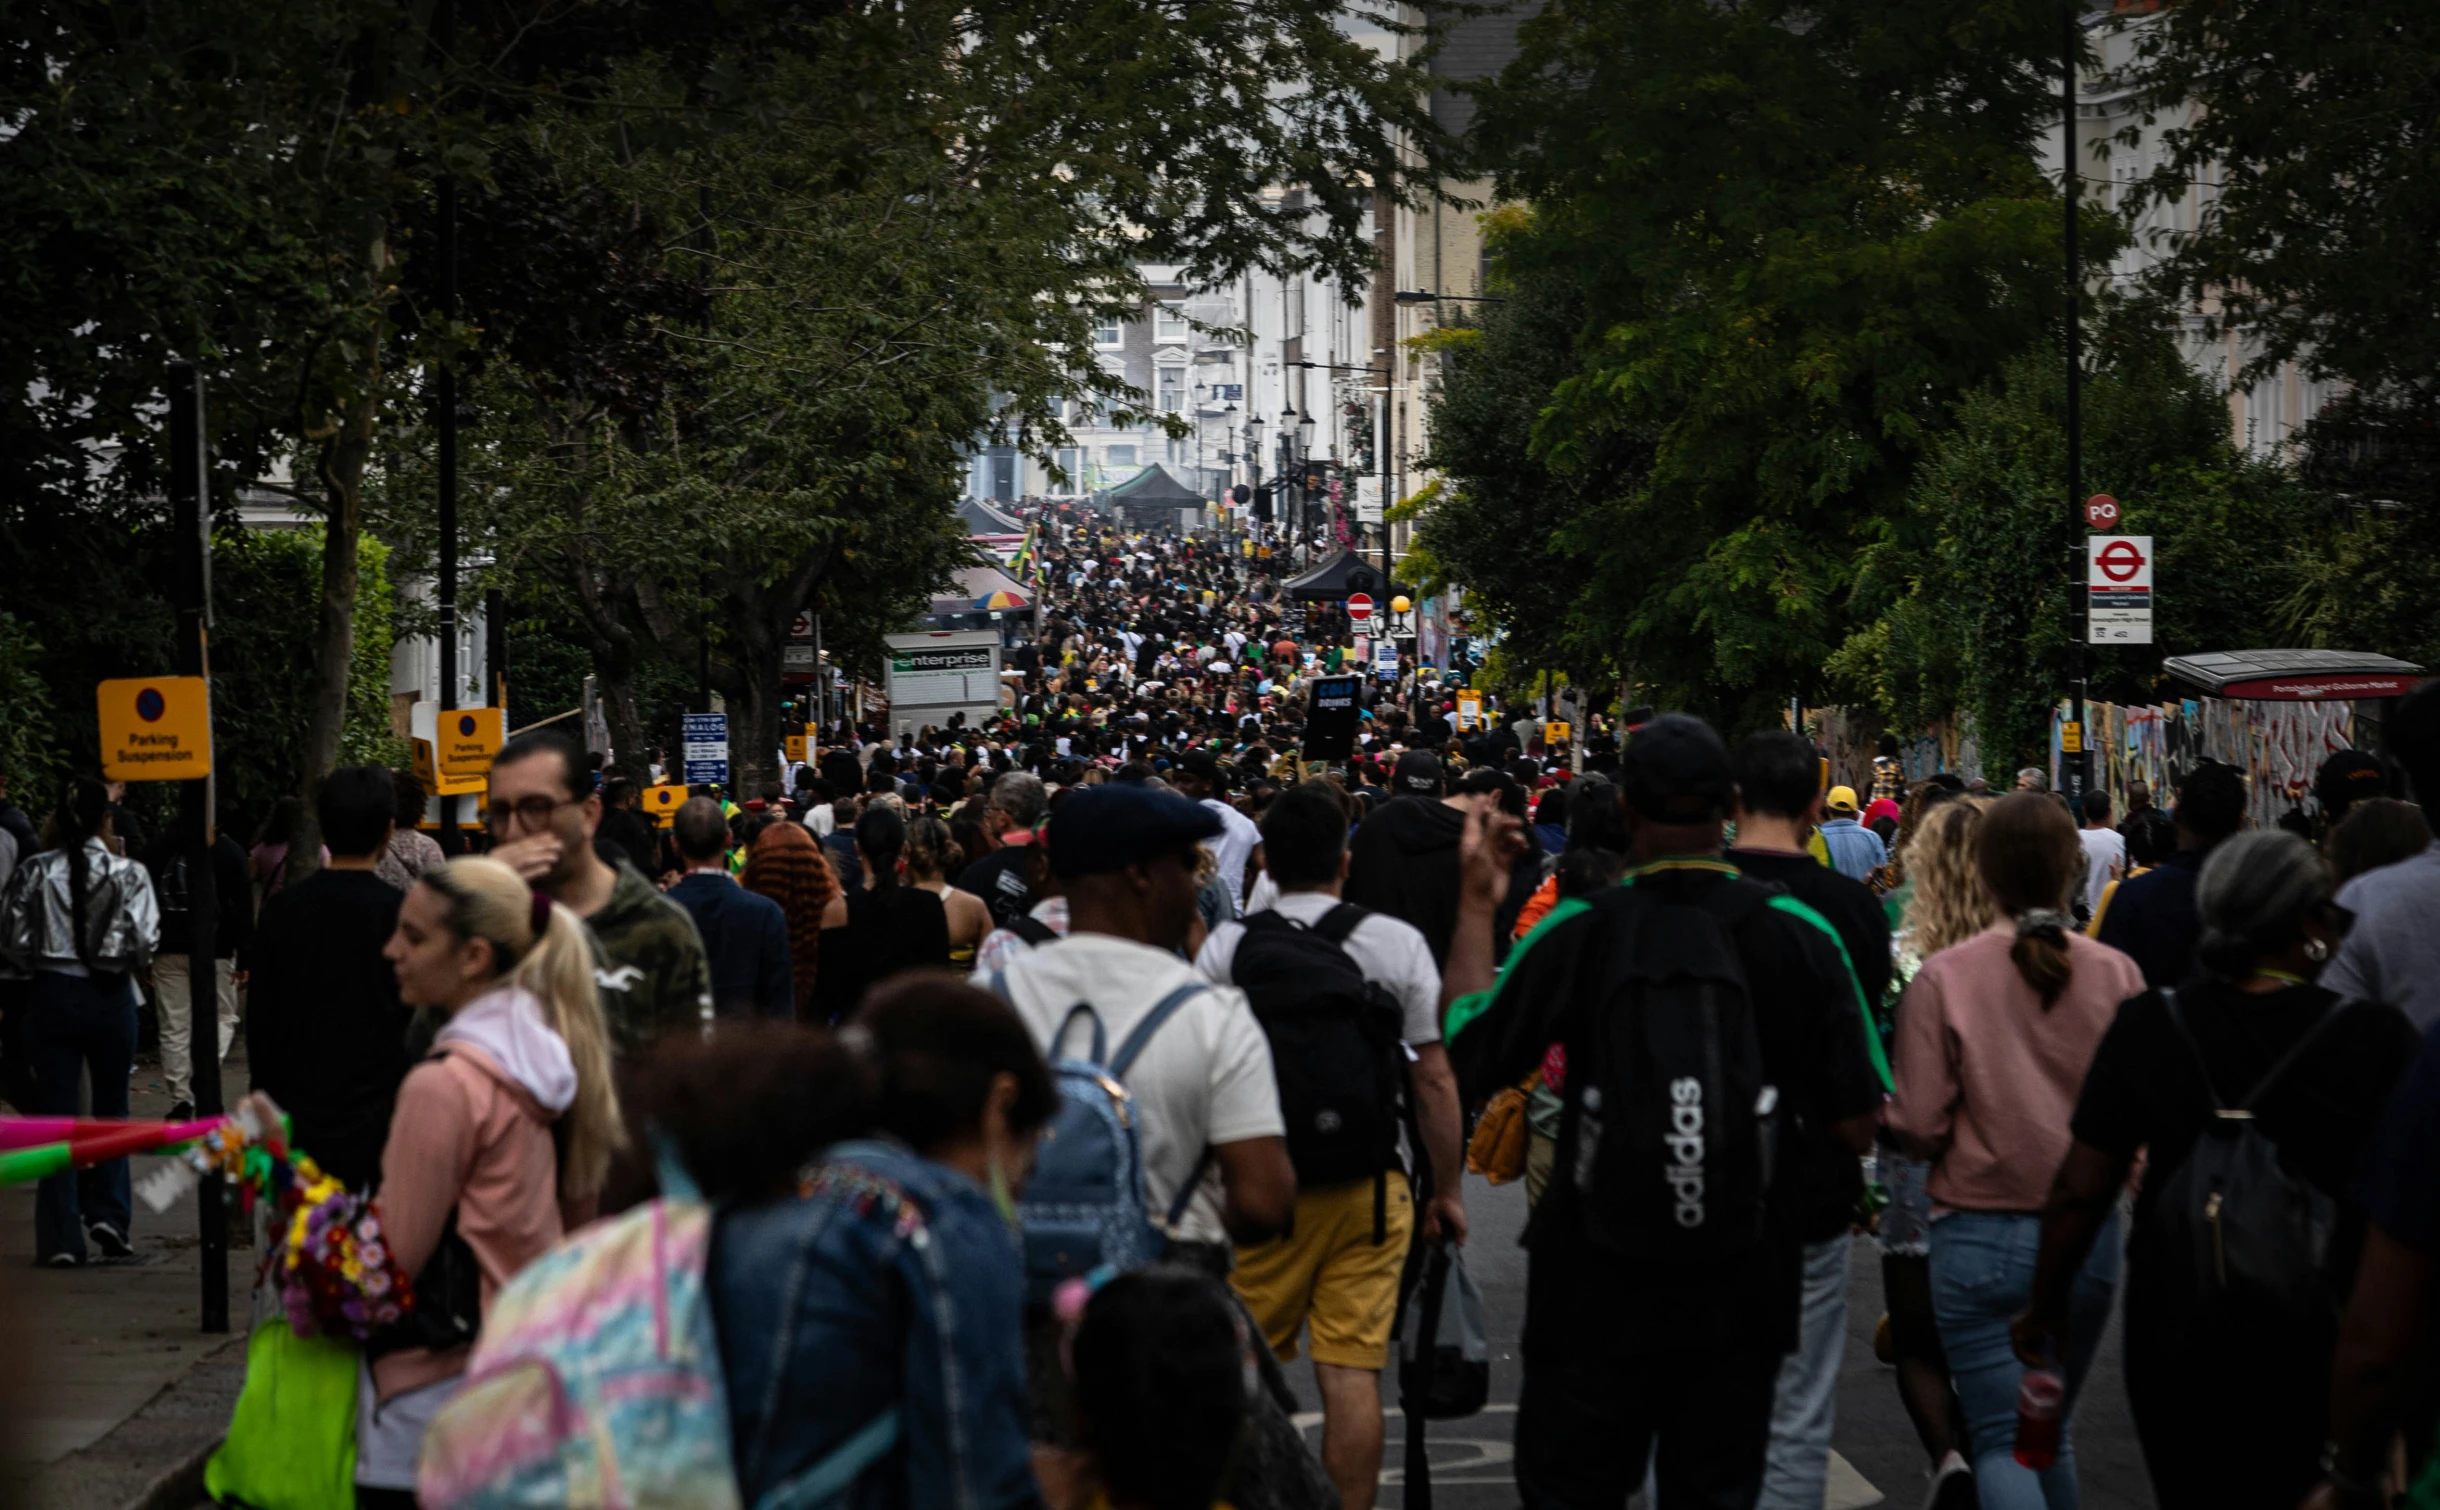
[3,508,2440,1510]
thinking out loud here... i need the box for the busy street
[7,1,2440,1508]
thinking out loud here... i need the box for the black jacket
[139,832,255,958]
[666,871,795,1019]
[1345,795,1468,966]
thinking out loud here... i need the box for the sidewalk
[0,1041,255,1510]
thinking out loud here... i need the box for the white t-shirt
[803,804,836,838]
[995,933,1284,1246]
[2078,826,2127,914]
[1195,891,1442,1047]
[1201,799,1261,905]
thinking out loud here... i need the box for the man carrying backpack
[1196,780,1468,1510]
[1448,715,1882,1510]
[992,782,1296,1261]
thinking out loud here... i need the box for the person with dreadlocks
[0,776,161,1265]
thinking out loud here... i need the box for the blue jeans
[1756,1236,1852,1510]
[1929,1210,2120,1510]
[24,970,138,1261]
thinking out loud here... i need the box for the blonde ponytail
[420,858,627,1201]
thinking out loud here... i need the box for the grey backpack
[2147,989,2344,1327]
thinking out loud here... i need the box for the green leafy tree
[1450,0,2109,723]
[1837,307,2336,770]
[2130,0,2440,414]
[1409,251,1650,696]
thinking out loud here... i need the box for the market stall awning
[929,564,1034,617]
[958,496,1025,537]
[2162,649,2425,702]
[1280,549,1411,604]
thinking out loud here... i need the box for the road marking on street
[1289,1406,1882,1505]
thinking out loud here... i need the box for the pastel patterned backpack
[417,1149,899,1510]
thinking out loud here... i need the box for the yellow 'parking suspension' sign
[98,677,212,781]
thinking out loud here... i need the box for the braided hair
[52,778,114,972]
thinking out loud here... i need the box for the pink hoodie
[371,986,578,1402]
[1887,924,2145,1214]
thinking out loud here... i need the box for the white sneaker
[1924,1452,1976,1510]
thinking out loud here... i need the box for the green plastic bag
[205,1320,358,1510]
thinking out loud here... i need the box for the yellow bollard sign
[98,677,212,781]
[642,782,688,827]
[437,707,504,780]
[784,732,808,765]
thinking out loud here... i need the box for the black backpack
[1566,879,1779,1263]
[1231,905,1411,1234]
[2146,989,2345,1327]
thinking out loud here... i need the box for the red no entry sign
[2094,537,2148,583]
[2085,494,2120,529]
[1345,593,1374,623]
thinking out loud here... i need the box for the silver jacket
[0,840,161,976]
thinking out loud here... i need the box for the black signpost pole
[2063,5,2091,809]
[167,363,227,1334]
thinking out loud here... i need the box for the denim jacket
[710,1140,1044,1510]
[1817,818,1887,884]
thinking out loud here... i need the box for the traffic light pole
[167,364,228,1335]
[2063,6,2090,809]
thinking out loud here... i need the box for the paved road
[1281,1173,2160,1509]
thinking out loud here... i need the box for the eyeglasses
[485,793,586,832]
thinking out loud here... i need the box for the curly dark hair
[740,822,840,1021]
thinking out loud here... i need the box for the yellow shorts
[1230,1171,1413,1371]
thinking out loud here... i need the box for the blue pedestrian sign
[681,712,729,787]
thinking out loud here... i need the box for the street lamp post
[1245,413,1267,561]
[1278,408,1302,566]
[1295,407,1318,564]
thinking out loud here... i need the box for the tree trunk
[289,377,379,886]
[718,630,787,799]
[590,635,652,787]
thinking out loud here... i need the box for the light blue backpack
[988,976,1210,1303]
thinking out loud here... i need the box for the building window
[1091,317,1123,348]
[1107,444,1138,469]
[1055,447,1082,490]
[1157,366,1186,414]
[1155,303,1189,343]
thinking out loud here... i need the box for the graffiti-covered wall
[2052,697,2360,829]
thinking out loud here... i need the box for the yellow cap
[1826,784,1860,814]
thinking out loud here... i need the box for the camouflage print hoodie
[586,860,714,1059]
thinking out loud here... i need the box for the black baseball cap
[1393,750,1446,796]
[1177,748,1231,794]
[1046,784,1224,879]
[2314,749,2387,820]
[1619,714,1733,823]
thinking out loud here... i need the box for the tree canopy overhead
[1,0,1464,805]
[1428,0,2101,725]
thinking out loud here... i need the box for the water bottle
[1573,1086,1603,1191]
[2013,1364,2065,1471]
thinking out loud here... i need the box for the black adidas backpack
[2146,989,2344,1328]
[1567,879,1780,1264]
[1230,905,1412,1233]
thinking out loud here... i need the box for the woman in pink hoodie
[356,856,623,1507]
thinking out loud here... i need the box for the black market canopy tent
[1091,461,1207,520]
[2162,649,2425,702]
[1280,549,1411,604]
